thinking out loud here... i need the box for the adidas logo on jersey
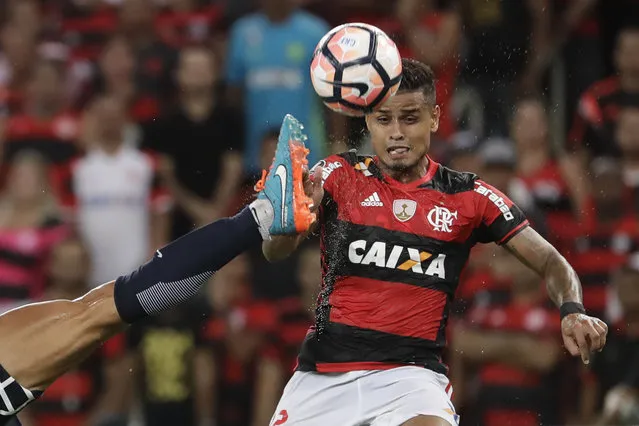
[361,192,383,207]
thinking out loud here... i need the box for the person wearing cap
[511,96,574,242]
[556,157,639,319]
[477,136,548,236]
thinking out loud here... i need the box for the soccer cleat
[254,114,315,235]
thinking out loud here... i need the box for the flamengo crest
[427,206,457,233]
[393,199,417,222]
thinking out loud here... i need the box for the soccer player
[263,59,609,426]
[0,115,315,426]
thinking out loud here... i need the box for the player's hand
[561,313,608,364]
[304,165,324,213]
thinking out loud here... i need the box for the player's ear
[430,105,440,133]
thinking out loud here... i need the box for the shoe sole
[288,138,315,233]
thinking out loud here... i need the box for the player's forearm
[262,234,305,262]
[543,250,583,308]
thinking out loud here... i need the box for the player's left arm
[475,179,607,363]
[503,227,608,363]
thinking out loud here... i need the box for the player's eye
[376,116,390,125]
[403,115,418,124]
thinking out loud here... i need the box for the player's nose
[388,120,405,141]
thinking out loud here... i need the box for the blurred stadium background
[1,0,639,425]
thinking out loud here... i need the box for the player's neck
[380,156,430,184]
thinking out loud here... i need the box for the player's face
[366,91,440,172]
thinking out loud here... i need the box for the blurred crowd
[1,0,639,425]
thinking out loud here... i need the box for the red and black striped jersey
[466,299,562,426]
[297,152,529,375]
[569,76,639,157]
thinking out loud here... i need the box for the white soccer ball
[310,23,403,117]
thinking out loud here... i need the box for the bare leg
[401,415,453,426]
[0,282,124,390]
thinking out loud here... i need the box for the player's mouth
[387,145,410,159]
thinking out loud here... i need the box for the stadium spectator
[145,46,243,239]
[564,26,639,212]
[155,0,224,48]
[451,248,563,426]
[4,0,42,43]
[512,97,574,240]
[225,0,342,174]
[550,0,604,129]
[580,253,639,425]
[0,151,67,313]
[203,254,279,426]
[77,36,162,128]
[22,237,129,426]
[118,0,178,102]
[476,137,548,235]
[459,0,550,137]
[0,23,38,116]
[445,130,481,174]
[569,26,639,158]
[126,303,212,426]
[252,241,319,425]
[59,94,171,287]
[557,157,639,319]
[616,107,639,211]
[1,59,80,168]
[57,0,119,62]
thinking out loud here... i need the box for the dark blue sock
[114,207,262,323]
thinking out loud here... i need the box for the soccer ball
[310,23,403,117]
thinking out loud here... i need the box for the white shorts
[270,366,459,426]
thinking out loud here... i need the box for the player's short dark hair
[398,58,437,105]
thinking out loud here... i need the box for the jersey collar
[375,155,439,191]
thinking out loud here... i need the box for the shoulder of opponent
[424,164,478,194]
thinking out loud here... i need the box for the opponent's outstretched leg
[0,114,313,422]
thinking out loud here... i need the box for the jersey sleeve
[473,179,529,245]
[309,154,348,200]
